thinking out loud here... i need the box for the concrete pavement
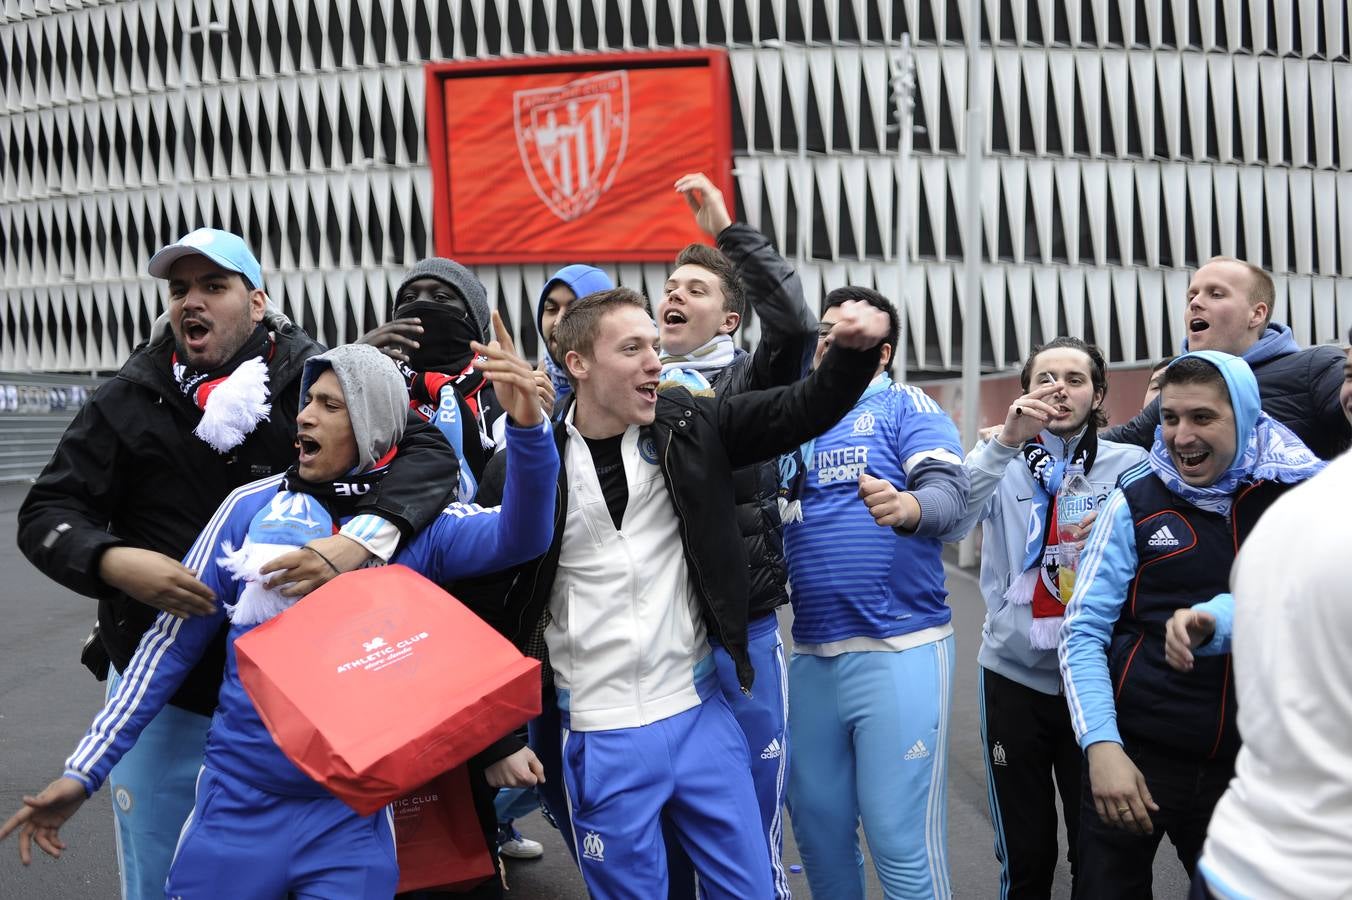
[0,481,1189,897]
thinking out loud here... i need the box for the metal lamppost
[889,35,917,385]
[958,0,985,567]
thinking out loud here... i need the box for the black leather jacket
[460,342,882,693]
[707,223,817,621]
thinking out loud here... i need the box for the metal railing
[0,374,102,483]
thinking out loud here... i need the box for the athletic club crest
[514,71,630,222]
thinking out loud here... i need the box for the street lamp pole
[889,35,917,384]
[958,0,985,568]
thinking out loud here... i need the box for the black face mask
[393,300,480,374]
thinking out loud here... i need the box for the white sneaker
[498,830,544,860]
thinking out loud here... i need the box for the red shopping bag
[393,768,497,892]
[235,564,541,815]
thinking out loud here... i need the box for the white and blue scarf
[658,334,738,391]
[1147,412,1323,516]
[216,462,393,626]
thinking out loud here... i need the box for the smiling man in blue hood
[1104,257,1350,460]
[1056,350,1324,899]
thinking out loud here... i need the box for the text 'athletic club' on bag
[234,564,542,816]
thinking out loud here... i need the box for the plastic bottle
[1055,463,1096,605]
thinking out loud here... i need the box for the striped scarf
[658,334,737,391]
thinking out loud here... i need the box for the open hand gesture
[0,777,88,865]
[675,173,733,239]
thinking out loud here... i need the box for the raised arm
[715,300,888,468]
[676,173,814,394]
[405,314,561,583]
[718,223,816,387]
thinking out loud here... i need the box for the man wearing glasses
[780,286,969,900]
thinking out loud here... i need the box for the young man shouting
[657,173,817,898]
[947,337,1147,899]
[1104,257,1348,459]
[1059,351,1324,898]
[463,287,889,899]
[17,229,458,899]
[2,341,558,898]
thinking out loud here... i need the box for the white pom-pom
[1028,615,1064,650]
[194,357,271,453]
[1003,568,1037,607]
[218,537,298,626]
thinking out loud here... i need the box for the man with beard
[1059,352,1324,897]
[779,287,969,900]
[2,341,558,899]
[17,229,459,900]
[945,337,1147,899]
[1103,257,1349,460]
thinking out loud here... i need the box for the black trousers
[1074,741,1234,900]
[979,666,1083,900]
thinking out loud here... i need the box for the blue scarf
[1147,412,1324,515]
[543,353,573,412]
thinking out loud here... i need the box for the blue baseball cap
[148,228,264,289]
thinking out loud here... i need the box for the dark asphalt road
[0,480,1188,898]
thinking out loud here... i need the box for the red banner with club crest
[426,51,734,263]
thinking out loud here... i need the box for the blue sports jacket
[63,421,558,799]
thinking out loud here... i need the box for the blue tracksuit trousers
[561,697,774,900]
[785,634,955,900]
[667,612,791,899]
[104,671,211,900]
[165,766,398,899]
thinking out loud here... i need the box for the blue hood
[1147,351,1323,511]
[1178,350,1261,459]
[537,265,614,340]
[1181,322,1299,367]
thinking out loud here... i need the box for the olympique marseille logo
[514,71,631,222]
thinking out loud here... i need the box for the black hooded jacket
[701,223,817,621]
[18,324,458,716]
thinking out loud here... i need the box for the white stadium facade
[3,0,1351,376]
